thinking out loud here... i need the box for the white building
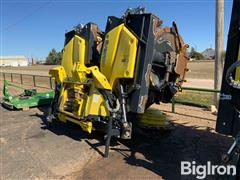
[0,56,28,67]
[202,48,215,60]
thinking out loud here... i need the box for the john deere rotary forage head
[48,7,189,157]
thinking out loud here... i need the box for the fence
[0,72,220,113]
[0,72,54,90]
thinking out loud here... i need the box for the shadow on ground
[31,106,111,156]
[79,123,235,179]
[31,106,235,179]
[115,125,234,179]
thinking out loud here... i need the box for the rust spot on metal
[138,95,148,113]
[145,64,152,88]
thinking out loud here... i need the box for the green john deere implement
[2,80,54,110]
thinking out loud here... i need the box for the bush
[45,49,62,65]
[189,47,204,60]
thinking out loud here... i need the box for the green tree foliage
[189,47,204,60]
[45,49,62,65]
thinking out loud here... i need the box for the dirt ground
[0,65,57,76]
[77,104,234,180]
[0,62,235,179]
[0,105,232,180]
[0,101,234,179]
[185,61,214,79]
[0,106,103,179]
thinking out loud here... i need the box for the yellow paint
[79,121,93,133]
[61,36,86,77]
[49,66,66,83]
[49,25,138,134]
[90,66,112,90]
[58,113,67,123]
[100,24,124,78]
[109,26,138,87]
[58,112,92,133]
[138,107,171,128]
[84,87,109,117]
[73,36,86,65]
[100,24,138,87]
[58,84,68,114]
[56,78,109,133]
[235,45,240,81]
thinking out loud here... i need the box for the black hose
[226,61,240,89]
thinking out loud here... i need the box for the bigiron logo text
[181,161,236,179]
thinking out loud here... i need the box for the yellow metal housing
[49,24,138,134]
[49,33,114,134]
[100,24,138,87]
[84,87,109,117]
[61,36,86,77]
[49,66,66,83]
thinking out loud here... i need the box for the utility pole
[215,0,224,107]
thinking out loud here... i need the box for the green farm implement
[2,80,54,110]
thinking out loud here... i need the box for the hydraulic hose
[226,60,240,89]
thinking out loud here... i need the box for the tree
[189,47,204,60]
[45,49,62,65]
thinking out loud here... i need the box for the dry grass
[185,60,214,79]
[174,90,215,108]
[0,61,214,79]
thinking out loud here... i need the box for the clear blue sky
[0,0,233,60]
